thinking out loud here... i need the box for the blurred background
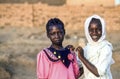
[0,0,120,79]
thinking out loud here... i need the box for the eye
[49,32,55,35]
[59,31,64,34]
[96,27,102,33]
[98,28,102,31]
[89,28,93,32]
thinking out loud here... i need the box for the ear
[47,33,50,38]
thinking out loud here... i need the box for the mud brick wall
[0,3,120,31]
[67,0,115,6]
[0,4,33,27]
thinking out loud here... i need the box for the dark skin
[89,23,102,42]
[76,22,102,77]
[66,45,84,77]
[47,25,65,50]
[47,26,83,78]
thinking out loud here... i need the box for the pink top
[37,48,79,79]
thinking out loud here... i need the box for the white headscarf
[84,14,114,64]
[82,15,114,79]
[85,14,106,45]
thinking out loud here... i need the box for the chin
[55,42,62,45]
[92,39,98,42]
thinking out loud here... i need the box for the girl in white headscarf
[76,15,114,79]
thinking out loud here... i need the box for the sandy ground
[0,26,120,79]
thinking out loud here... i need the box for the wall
[67,0,115,6]
[0,3,120,31]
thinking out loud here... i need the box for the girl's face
[89,23,102,42]
[47,25,65,45]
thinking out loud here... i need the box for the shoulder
[38,48,60,62]
[102,41,113,51]
[37,48,48,58]
[102,40,113,50]
[37,48,52,63]
[100,43,113,55]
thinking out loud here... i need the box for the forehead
[89,23,102,29]
[49,25,63,31]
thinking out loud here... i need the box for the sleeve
[76,52,83,68]
[71,51,80,77]
[37,50,50,79]
[94,45,113,76]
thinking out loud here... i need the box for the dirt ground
[0,26,120,79]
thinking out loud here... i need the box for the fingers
[66,45,75,51]
[66,45,83,53]
[70,46,75,51]
[76,46,83,51]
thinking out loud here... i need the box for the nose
[93,29,97,35]
[54,33,60,38]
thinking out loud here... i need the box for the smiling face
[47,25,65,46]
[88,18,102,42]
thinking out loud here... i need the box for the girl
[76,15,114,79]
[37,18,80,79]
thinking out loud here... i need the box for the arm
[76,46,100,77]
[77,55,84,77]
[37,50,50,79]
[94,45,114,76]
[66,45,84,77]
[78,67,84,77]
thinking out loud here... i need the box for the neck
[51,44,63,50]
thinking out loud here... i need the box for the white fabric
[85,14,106,45]
[82,15,114,79]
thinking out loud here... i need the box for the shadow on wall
[0,0,66,5]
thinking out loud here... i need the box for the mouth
[91,35,99,42]
[92,36,98,39]
[54,39,61,42]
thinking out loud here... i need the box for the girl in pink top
[37,18,81,79]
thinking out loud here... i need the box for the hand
[65,45,75,51]
[76,46,84,59]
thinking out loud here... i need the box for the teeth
[92,36,97,39]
